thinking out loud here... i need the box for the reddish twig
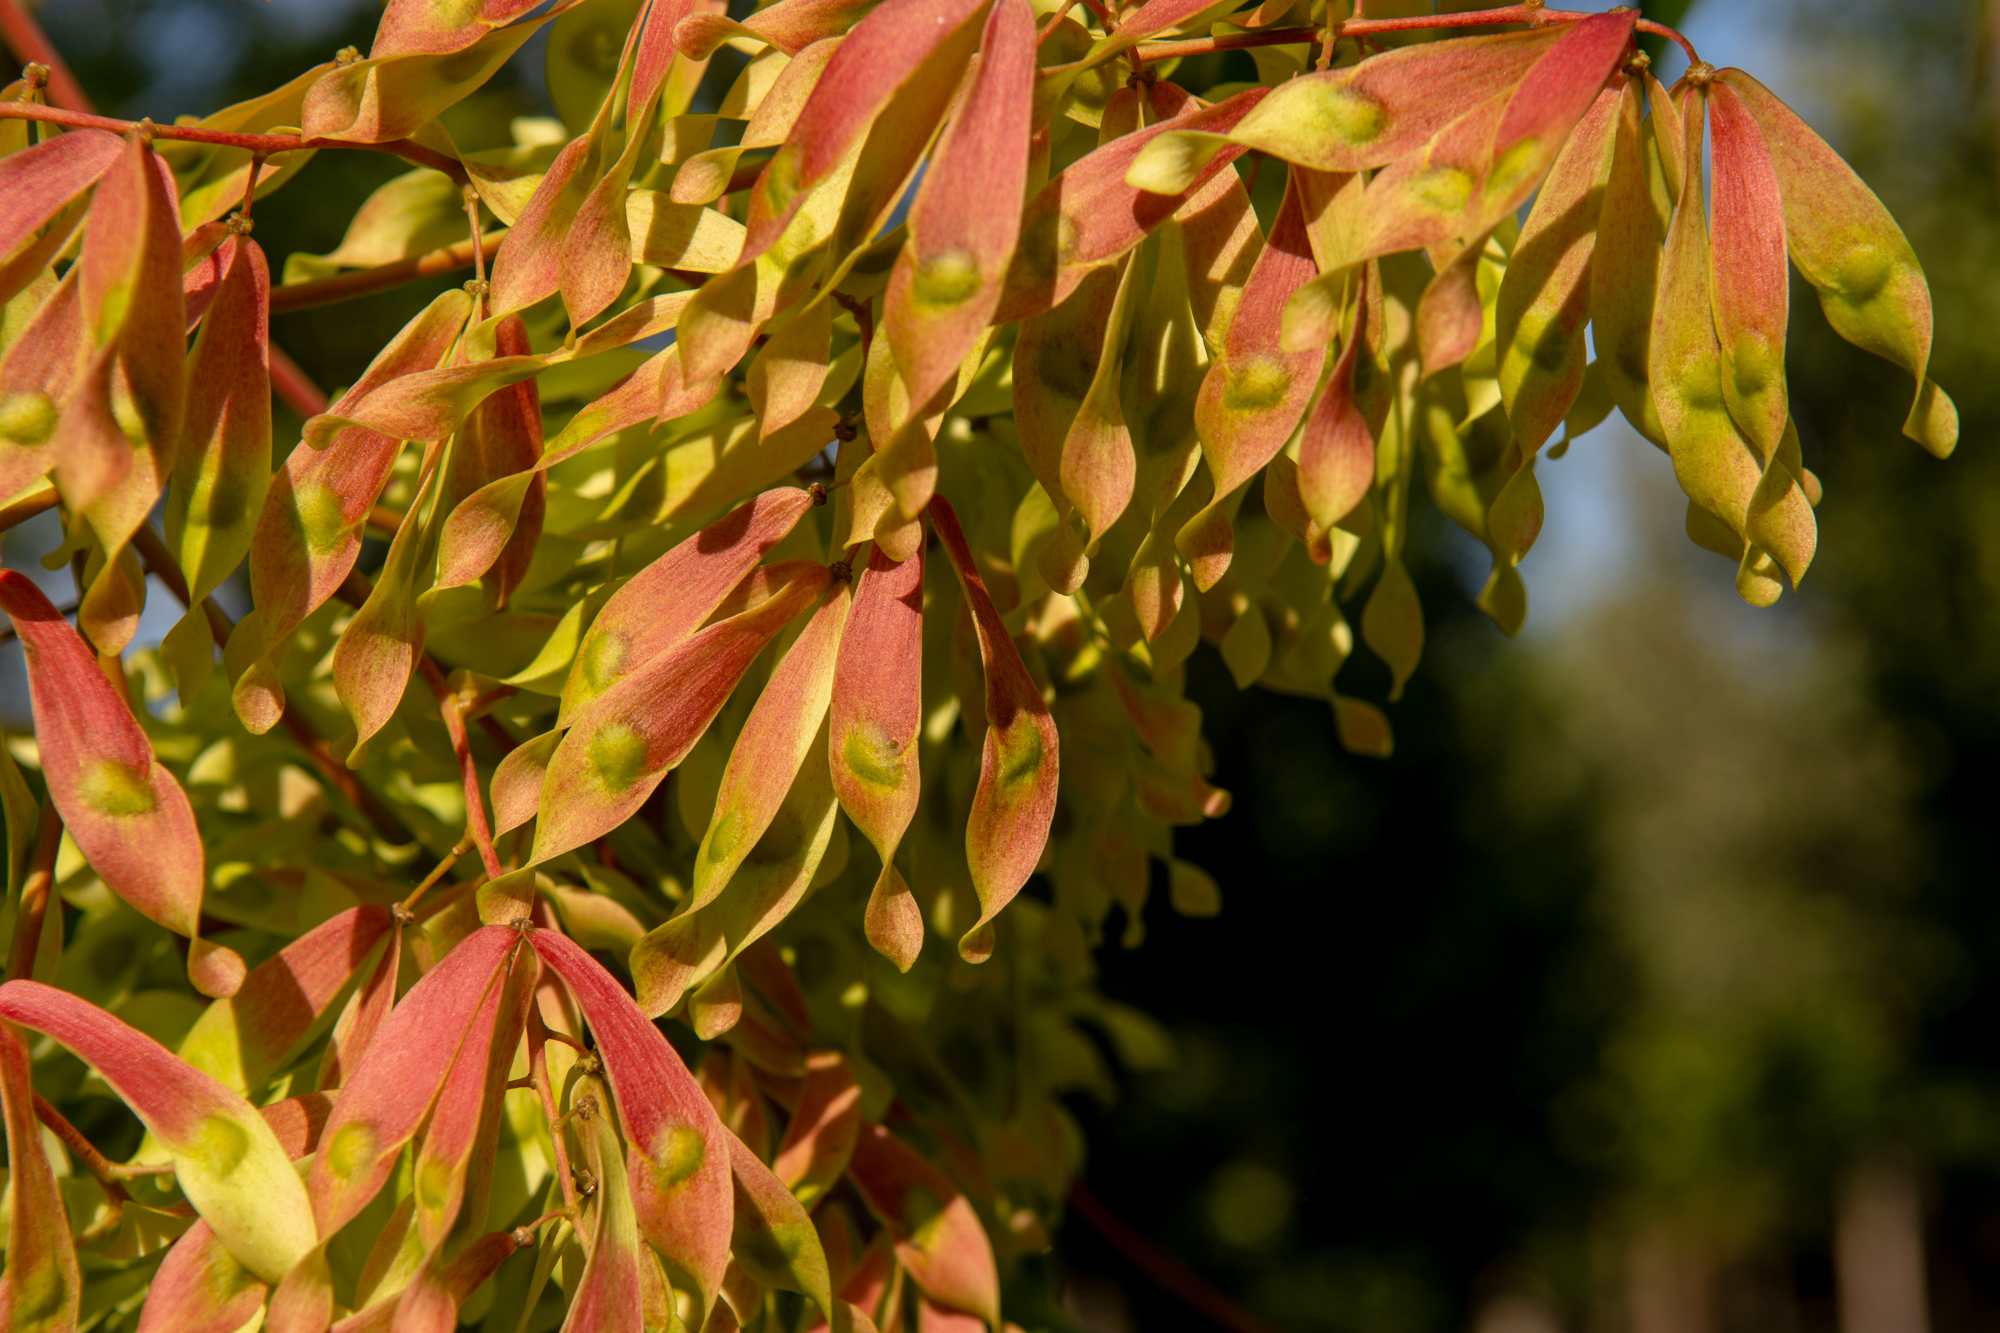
[1134,6,1699,66]
[1067,1182,1284,1333]
[269,343,331,419]
[1038,0,1084,42]
[1135,25,1319,61]
[0,101,469,183]
[0,0,92,113]
[270,232,506,314]
[418,657,504,879]
[3,801,63,983]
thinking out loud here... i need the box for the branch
[3,800,63,983]
[1133,5,1699,66]
[269,343,331,418]
[0,101,470,184]
[1066,1182,1284,1333]
[0,0,93,113]
[270,232,506,314]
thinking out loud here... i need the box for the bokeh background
[14,0,2000,1329]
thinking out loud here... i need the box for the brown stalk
[270,342,332,419]
[417,656,504,879]
[4,800,63,983]
[0,101,470,184]
[270,232,507,314]
[1067,1182,1285,1333]
[1131,6,1700,65]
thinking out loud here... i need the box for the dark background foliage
[24,0,2000,1329]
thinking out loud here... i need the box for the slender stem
[0,0,92,113]
[1134,25,1318,61]
[1037,0,1083,43]
[1133,7,1700,66]
[1633,19,1699,63]
[5,801,63,984]
[1077,0,1118,32]
[418,657,503,879]
[270,232,506,314]
[464,187,490,319]
[0,102,469,184]
[526,1011,582,1214]
[1067,1182,1284,1333]
[269,343,331,419]
[402,836,470,913]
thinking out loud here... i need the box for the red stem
[1135,6,1700,66]
[269,343,331,419]
[418,657,504,880]
[0,101,468,183]
[271,232,505,314]
[0,0,93,113]
[1067,1182,1284,1333]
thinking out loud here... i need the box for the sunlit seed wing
[303,19,560,144]
[828,544,925,968]
[163,236,270,702]
[737,0,992,265]
[1588,78,1667,448]
[370,0,546,57]
[0,569,235,995]
[632,709,841,1019]
[330,463,439,755]
[1648,85,1811,596]
[561,487,816,725]
[317,919,402,1093]
[1496,85,1620,454]
[998,84,1268,322]
[845,1122,1000,1326]
[727,1126,835,1310]
[882,0,1035,413]
[134,1220,266,1333]
[1297,275,1377,533]
[445,312,544,604]
[0,1021,80,1333]
[351,1229,530,1333]
[307,925,517,1237]
[562,1088,647,1333]
[1717,66,1956,456]
[528,928,737,1316]
[1129,26,1565,191]
[929,495,1058,963]
[178,904,396,1097]
[246,289,472,691]
[1705,79,1790,462]
[411,946,536,1251]
[0,980,317,1283]
[772,1051,862,1207]
[676,0,878,58]
[532,564,831,864]
[435,345,721,595]
[0,128,122,304]
[58,139,185,650]
[1179,170,1323,590]
[692,584,850,909]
